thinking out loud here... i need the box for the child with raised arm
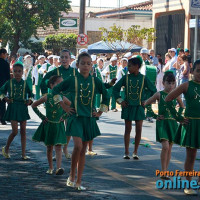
[113,56,157,160]
[0,62,34,159]
[32,75,73,175]
[52,52,110,190]
[165,60,200,196]
[145,71,184,179]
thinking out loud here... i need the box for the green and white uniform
[102,65,119,110]
[95,66,104,109]
[113,72,156,121]
[33,64,43,100]
[32,93,67,146]
[0,79,34,121]
[23,66,34,92]
[174,81,200,148]
[52,73,110,141]
[147,91,179,143]
[40,65,78,96]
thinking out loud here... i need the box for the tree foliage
[43,33,78,55]
[99,24,156,52]
[23,41,45,54]
[0,0,71,55]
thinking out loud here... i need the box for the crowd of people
[0,46,200,195]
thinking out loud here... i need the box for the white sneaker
[75,184,86,191]
[86,151,97,156]
[46,168,54,175]
[66,177,75,188]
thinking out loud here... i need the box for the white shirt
[102,65,121,82]
[169,55,177,70]
[139,62,146,75]
[157,64,164,79]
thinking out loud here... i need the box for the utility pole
[79,0,86,34]
[194,15,198,61]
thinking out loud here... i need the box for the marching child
[113,56,157,160]
[145,71,184,179]
[32,75,73,175]
[1,62,34,159]
[165,60,200,195]
[52,52,110,190]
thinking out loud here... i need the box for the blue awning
[88,40,143,54]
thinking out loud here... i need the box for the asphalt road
[0,107,200,200]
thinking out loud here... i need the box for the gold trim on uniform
[75,76,78,116]
[10,80,13,98]
[90,77,95,117]
[53,95,62,104]
[139,76,145,105]
[99,104,108,113]
[23,80,26,100]
[0,94,5,100]
[116,98,123,104]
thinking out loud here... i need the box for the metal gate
[155,11,185,57]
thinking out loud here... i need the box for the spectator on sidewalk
[0,48,10,125]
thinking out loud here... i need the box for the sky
[70,0,148,8]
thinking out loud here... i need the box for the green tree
[23,41,45,54]
[99,24,156,52]
[43,33,77,55]
[0,0,71,55]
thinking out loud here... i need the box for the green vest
[109,65,117,80]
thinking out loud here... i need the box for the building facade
[153,0,200,59]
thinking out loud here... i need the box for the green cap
[13,61,24,68]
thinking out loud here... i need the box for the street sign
[189,18,200,28]
[190,0,200,15]
[59,18,78,29]
[77,34,88,46]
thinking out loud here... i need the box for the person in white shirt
[156,58,164,91]
[168,48,177,76]
[163,53,172,72]
[149,49,158,66]
[48,56,60,72]
[23,55,34,92]
[124,52,132,60]
[139,48,150,75]
[116,58,128,81]
[33,55,45,99]
[39,55,54,77]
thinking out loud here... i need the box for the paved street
[0,107,200,200]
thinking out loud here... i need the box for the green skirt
[121,105,145,121]
[4,101,30,122]
[32,121,67,146]
[66,116,101,142]
[174,119,200,149]
[156,119,178,143]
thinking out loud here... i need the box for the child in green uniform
[102,56,118,111]
[116,58,128,100]
[41,50,78,159]
[0,62,34,159]
[32,75,74,175]
[52,52,110,190]
[113,57,157,160]
[165,60,200,195]
[95,58,104,110]
[145,72,184,179]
